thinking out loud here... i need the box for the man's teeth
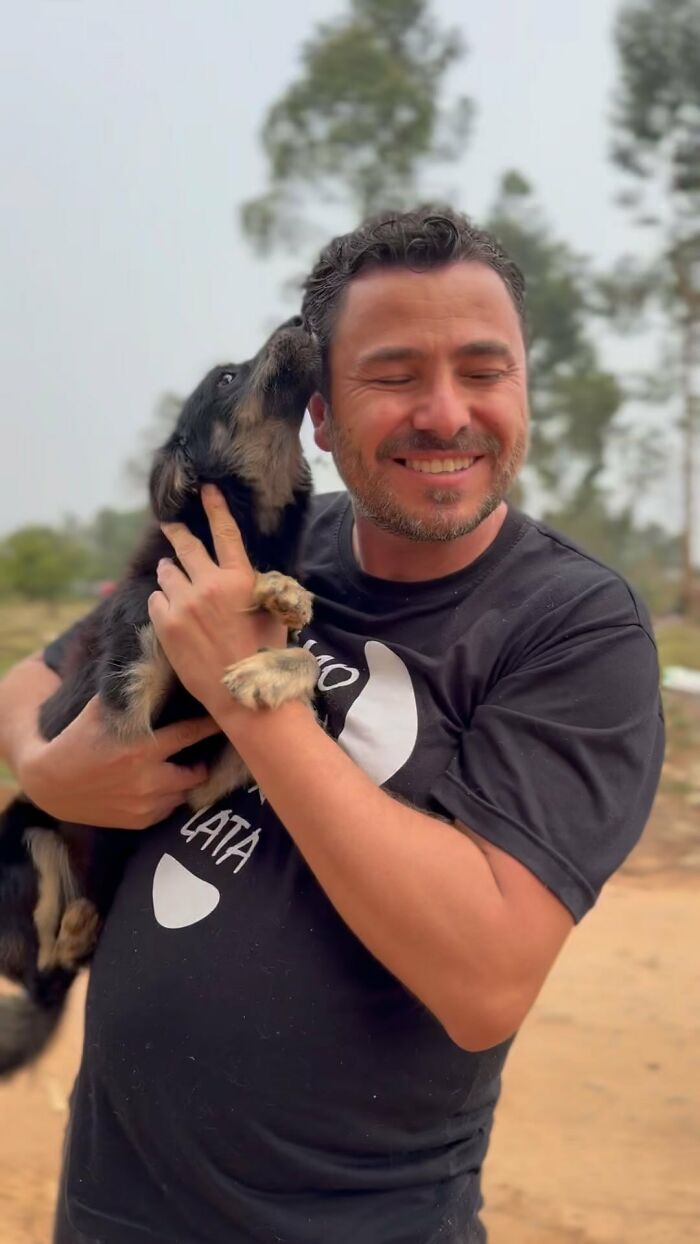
[402,456,476,474]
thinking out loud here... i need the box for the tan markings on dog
[252,571,313,630]
[152,451,193,517]
[226,396,306,535]
[187,744,249,811]
[106,624,173,742]
[222,647,318,712]
[54,898,101,971]
[24,830,79,972]
[210,419,233,456]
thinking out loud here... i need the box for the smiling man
[308,255,529,579]
[0,207,664,1244]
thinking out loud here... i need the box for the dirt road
[2,692,700,1243]
[2,868,698,1243]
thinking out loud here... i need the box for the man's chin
[353,489,504,543]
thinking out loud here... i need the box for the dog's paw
[252,571,313,631]
[222,647,318,711]
[54,899,101,971]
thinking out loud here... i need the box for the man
[0,207,664,1243]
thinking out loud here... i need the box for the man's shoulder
[512,508,654,637]
[308,490,348,522]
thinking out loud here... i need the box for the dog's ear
[149,442,195,521]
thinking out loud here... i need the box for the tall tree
[487,172,623,512]
[240,0,473,254]
[610,0,700,614]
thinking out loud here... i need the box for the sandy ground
[1,707,699,1243]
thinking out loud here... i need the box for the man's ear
[308,392,332,452]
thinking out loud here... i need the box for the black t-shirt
[44,494,664,1244]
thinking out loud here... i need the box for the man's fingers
[155,557,190,603]
[152,713,220,759]
[161,761,211,794]
[160,523,213,580]
[201,484,249,570]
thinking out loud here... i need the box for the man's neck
[351,502,508,582]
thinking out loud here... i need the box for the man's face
[311,261,529,542]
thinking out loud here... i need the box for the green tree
[487,172,623,513]
[609,0,700,614]
[240,0,473,253]
[0,526,90,601]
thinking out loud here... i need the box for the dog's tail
[0,973,73,1077]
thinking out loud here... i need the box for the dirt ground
[1,696,699,1244]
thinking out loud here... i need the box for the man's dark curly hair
[301,205,526,394]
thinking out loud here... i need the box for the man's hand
[19,696,219,830]
[149,484,286,721]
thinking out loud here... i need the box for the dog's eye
[218,370,236,388]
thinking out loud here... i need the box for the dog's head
[149,317,320,532]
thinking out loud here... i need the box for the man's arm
[0,653,220,830]
[216,697,574,1052]
[0,651,60,778]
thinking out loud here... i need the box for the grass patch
[0,599,92,677]
[655,617,700,671]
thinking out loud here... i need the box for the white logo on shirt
[151,640,418,929]
[151,800,263,929]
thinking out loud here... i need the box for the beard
[327,421,528,543]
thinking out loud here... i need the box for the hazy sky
[0,0,660,536]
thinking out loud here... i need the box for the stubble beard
[328,422,528,543]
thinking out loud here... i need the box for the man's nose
[411,380,470,440]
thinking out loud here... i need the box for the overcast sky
[0,0,669,537]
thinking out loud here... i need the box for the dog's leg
[53,899,101,971]
[24,830,79,972]
[186,744,250,810]
[101,623,173,743]
[222,647,318,711]
[252,572,313,632]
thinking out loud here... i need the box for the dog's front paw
[252,571,313,631]
[54,899,101,971]
[222,647,318,710]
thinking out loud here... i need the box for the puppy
[0,316,320,1075]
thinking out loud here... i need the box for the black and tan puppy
[0,317,319,1075]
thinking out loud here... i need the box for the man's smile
[390,454,485,478]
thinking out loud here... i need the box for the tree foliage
[0,526,90,601]
[240,0,472,253]
[610,0,700,613]
[612,0,700,202]
[487,172,623,510]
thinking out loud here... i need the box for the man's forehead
[332,261,523,352]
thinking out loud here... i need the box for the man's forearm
[218,698,525,1050]
[0,653,58,779]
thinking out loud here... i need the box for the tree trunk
[679,314,699,617]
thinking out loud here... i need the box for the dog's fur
[0,317,320,1076]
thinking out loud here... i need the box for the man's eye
[464,370,504,382]
[375,376,413,386]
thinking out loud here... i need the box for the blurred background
[0,2,698,1242]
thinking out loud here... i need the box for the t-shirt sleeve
[430,607,665,923]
